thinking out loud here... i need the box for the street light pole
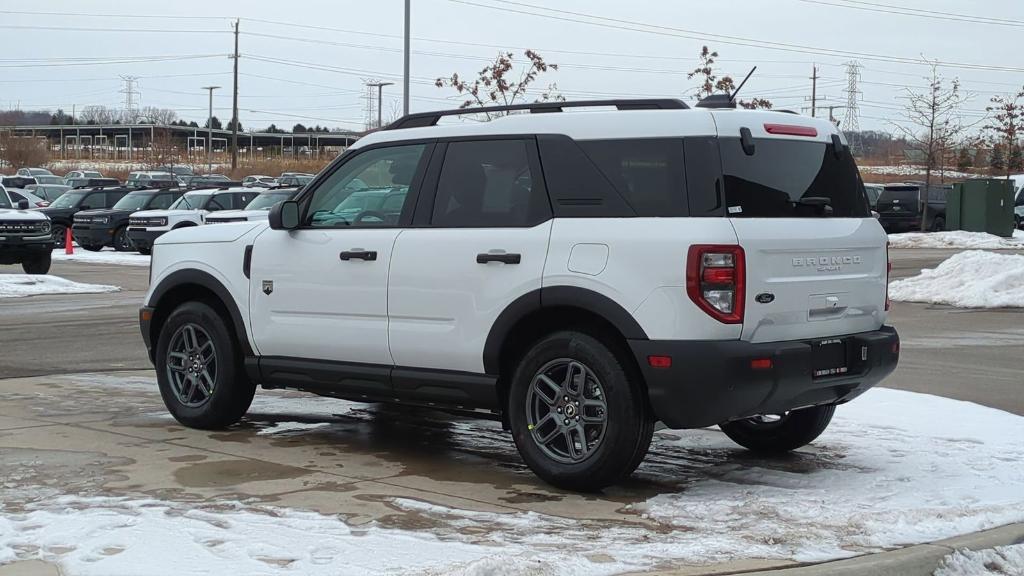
[202,86,221,174]
[403,0,410,116]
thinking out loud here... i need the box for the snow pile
[889,250,1024,308]
[888,230,1024,249]
[53,248,150,267]
[933,543,1024,576]
[860,165,975,179]
[3,384,1024,574]
[0,274,119,298]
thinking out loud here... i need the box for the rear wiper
[793,197,834,216]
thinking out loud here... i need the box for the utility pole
[366,81,394,129]
[202,86,221,175]
[810,64,818,118]
[403,0,410,116]
[231,18,240,171]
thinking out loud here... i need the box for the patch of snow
[5,384,1024,574]
[933,543,1024,576]
[860,165,975,179]
[255,421,332,436]
[889,250,1024,308]
[52,248,150,267]
[888,230,1024,249]
[0,274,119,298]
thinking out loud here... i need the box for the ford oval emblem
[755,293,775,304]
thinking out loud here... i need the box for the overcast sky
[1,0,1022,133]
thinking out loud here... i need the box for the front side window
[147,193,175,210]
[431,139,547,228]
[305,143,426,228]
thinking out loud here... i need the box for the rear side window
[720,138,869,218]
[431,139,549,228]
[577,139,687,216]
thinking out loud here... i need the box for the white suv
[127,187,258,254]
[204,188,300,224]
[139,99,900,490]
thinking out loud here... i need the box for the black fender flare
[482,286,648,375]
[148,268,253,357]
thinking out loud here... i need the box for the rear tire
[21,252,51,275]
[931,216,946,232]
[719,405,835,453]
[81,244,104,252]
[137,247,152,255]
[155,301,255,430]
[508,330,653,491]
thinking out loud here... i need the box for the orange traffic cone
[65,227,74,255]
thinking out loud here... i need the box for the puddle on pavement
[172,459,312,488]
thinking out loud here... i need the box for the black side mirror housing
[268,200,300,230]
[16,199,29,210]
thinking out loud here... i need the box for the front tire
[508,331,653,491]
[51,224,67,249]
[719,405,835,453]
[81,244,104,252]
[137,247,152,255]
[21,252,51,275]
[155,301,255,429]
[113,226,133,252]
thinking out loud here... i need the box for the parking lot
[1,249,1023,574]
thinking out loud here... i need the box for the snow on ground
[889,250,1024,308]
[255,421,333,436]
[933,543,1024,576]
[888,230,1024,249]
[0,274,119,298]
[52,248,150,267]
[860,165,975,179]
[3,385,1024,575]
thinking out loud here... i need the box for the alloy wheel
[525,358,608,464]
[165,323,218,408]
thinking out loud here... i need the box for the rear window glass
[720,138,869,218]
[577,139,687,216]
[879,187,920,203]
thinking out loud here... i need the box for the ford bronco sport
[140,99,899,491]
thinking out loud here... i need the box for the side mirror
[17,199,29,210]
[872,210,880,220]
[268,200,300,230]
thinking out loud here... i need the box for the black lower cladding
[72,224,115,246]
[0,238,54,264]
[629,326,900,429]
[126,228,165,250]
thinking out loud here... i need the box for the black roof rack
[386,99,689,130]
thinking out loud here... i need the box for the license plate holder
[812,338,848,378]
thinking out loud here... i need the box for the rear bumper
[878,214,921,230]
[127,228,165,250]
[629,326,900,429]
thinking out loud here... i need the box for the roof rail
[385,99,689,130]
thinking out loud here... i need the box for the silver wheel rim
[165,323,217,408]
[525,358,607,464]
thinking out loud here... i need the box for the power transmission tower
[119,75,140,123]
[365,80,394,129]
[842,61,863,156]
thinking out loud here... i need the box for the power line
[3,25,228,33]
[448,0,1024,73]
[796,0,1024,27]
[0,54,226,69]
[0,9,226,19]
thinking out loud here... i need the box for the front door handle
[476,252,521,264]
[340,249,377,261]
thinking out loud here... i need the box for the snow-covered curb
[2,386,1024,575]
[933,543,1024,576]
[0,274,120,298]
[860,165,975,179]
[53,248,150,267]
[888,230,1024,250]
[889,250,1024,308]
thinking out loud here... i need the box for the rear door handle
[476,252,521,264]
[340,249,377,261]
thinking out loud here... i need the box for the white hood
[157,221,265,245]
[206,209,270,221]
[0,208,49,222]
[132,208,202,219]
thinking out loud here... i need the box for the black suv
[876,183,949,232]
[72,188,185,251]
[67,177,121,190]
[38,186,131,248]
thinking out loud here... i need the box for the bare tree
[891,62,970,231]
[436,50,564,118]
[0,133,49,170]
[687,46,772,110]
[139,107,178,125]
[78,105,119,125]
[984,86,1024,179]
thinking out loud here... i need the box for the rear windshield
[879,187,920,203]
[720,138,869,218]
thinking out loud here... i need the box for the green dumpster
[946,179,1015,237]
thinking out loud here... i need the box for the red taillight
[647,355,672,369]
[885,242,892,311]
[763,123,818,137]
[750,358,773,370]
[687,245,745,324]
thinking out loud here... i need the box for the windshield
[49,190,88,209]
[169,193,210,210]
[0,190,11,209]
[113,193,151,211]
[245,192,293,211]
